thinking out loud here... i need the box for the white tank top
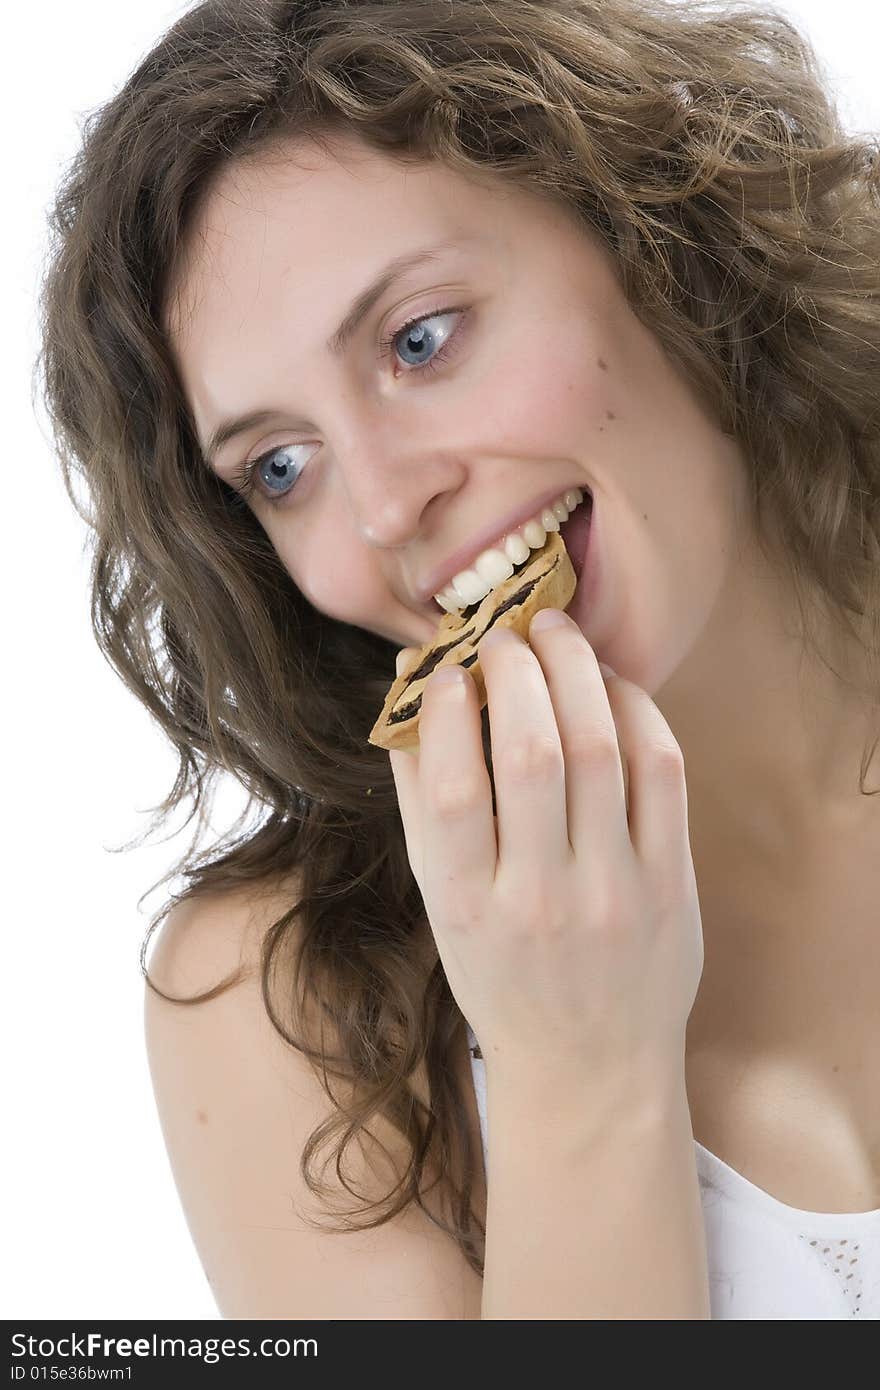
[465,1025,880,1318]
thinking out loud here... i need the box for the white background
[3,0,878,1320]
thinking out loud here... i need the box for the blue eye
[229,304,468,506]
[377,305,462,369]
[244,443,305,500]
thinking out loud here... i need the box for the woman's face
[167,130,747,691]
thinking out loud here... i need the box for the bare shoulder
[143,873,483,1319]
[145,871,302,997]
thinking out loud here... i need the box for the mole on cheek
[597,359,612,429]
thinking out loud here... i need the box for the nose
[338,418,465,548]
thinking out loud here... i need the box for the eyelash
[229,303,468,505]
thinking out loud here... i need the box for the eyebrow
[202,238,467,468]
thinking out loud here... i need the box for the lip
[415,480,591,604]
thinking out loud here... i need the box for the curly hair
[35,0,880,1280]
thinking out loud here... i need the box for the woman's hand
[388,609,704,1090]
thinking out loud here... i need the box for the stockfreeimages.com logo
[10,1332,316,1366]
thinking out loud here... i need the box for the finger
[417,661,497,909]
[477,625,571,877]
[526,611,631,859]
[599,669,690,874]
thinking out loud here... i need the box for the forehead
[165,133,512,351]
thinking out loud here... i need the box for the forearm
[480,1063,711,1320]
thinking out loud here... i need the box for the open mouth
[429,491,593,621]
[558,490,593,583]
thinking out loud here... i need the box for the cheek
[479,320,613,452]
[271,523,382,623]
[618,480,737,694]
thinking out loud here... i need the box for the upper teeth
[433,487,586,612]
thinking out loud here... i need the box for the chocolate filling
[402,628,477,683]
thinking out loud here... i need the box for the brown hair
[35,0,880,1279]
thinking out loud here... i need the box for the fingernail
[396,646,417,677]
[530,607,568,634]
[479,624,518,652]
[430,665,466,688]
[598,662,617,678]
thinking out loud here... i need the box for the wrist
[483,1044,691,1142]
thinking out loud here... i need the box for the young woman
[37,0,879,1318]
